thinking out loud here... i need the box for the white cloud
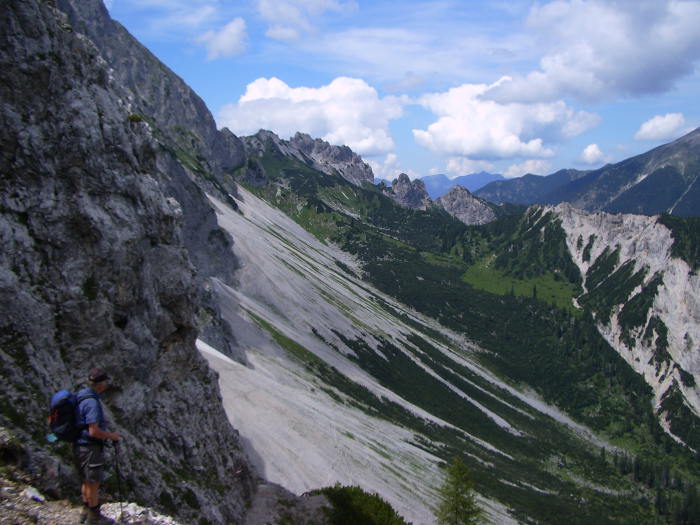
[367,153,420,181]
[413,78,599,160]
[579,143,606,164]
[217,77,405,155]
[197,17,248,59]
[154,5,217,31]
[257,0,356,41]
[112,1,223,38]
[304,26,530,89]
[445,158,495,177]
[634,113,686,141]
[484,0,700,103]
[504,160,552,179]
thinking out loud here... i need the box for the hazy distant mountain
[475,169,588,205]
[476,128,700,216]
[420,171,504,198]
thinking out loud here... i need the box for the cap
[88,367,111,383]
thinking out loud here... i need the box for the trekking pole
[112,441,126,523]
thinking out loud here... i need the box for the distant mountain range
[419,172,505,198]
[374,171,504,199]
[476,128,700,216]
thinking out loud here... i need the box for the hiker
[74,367,120,525]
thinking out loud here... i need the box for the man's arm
[87,423,120,441]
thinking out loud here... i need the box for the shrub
[312,484,411,525]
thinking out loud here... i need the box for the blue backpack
[48,389,96,443]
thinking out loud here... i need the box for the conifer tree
[436,457,482,525]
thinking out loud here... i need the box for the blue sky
[105,0,700,180]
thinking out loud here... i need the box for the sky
[104,0,700,180]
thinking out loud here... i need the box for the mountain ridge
[476,130,700,216]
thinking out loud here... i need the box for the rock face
[386,173,432,210]
[552,204,700,445]
[55,0,247,186]
[436,185,497,225]
[241,130,375,186]
[55,0,246,363]
[0,1,253,523]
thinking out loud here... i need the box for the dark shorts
[73,444,105,483]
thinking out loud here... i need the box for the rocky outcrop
[436,185,497,225]
[0,469,185,525]
[386,173,432,210]
[552,203,700,445]
[290,132,374,186]
[0,1,253,523]
[241,130,375,186]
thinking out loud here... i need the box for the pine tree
[436,457,482,525]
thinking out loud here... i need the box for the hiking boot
[79,505,88,523]
[85,506,114,525]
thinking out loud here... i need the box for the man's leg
[77,445,112,524]
[84,481,100,507]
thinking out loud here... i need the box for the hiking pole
[112,441,126,523]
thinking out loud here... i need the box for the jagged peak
[385,173,432,210]
[242,130,374,187]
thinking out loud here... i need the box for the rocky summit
[386,173,432,210]
[241,130,374,187]
[436,185,497,225]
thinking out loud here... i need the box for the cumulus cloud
[634,113,686,141]
[484,0,700,103]
[257,0,356,41]
[197,17,247,59]
[445,157,495,177]
[217,77,404,155]
[504,160,552,179]
[579,143,606,164]
[367,154,420,181]
[413,78,599,160]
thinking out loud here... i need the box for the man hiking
[74,367,120,525]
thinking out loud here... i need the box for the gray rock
[436,185,497,225]
[0,2,253,523]
[387,173,432,210]
[242,130,375,186]
[290,132,374,186]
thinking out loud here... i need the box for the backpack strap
[74,392,100,439]
[76,392,98,405]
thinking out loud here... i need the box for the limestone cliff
[552,204,700,447]
[0,1,253,522]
